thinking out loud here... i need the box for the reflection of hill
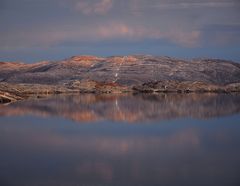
[1,93,240,123]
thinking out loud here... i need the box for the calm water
[0,93,240,186]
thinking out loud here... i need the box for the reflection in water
[0,94,240,186]
[0,93,240,123]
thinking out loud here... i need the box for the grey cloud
[74,0,113,15]
[0,0,240,61]
[153,1,239,9]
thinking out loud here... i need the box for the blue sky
[0,0,240,63]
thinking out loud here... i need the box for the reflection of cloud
[1,111,240,185]
[0,123,201,155]
[77,162,113,181]
[75,0,113,15]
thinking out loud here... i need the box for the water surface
[0,93,240,186]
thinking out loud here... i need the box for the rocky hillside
[1,55,240,103]
[1,55,240,85]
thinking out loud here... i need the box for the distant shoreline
[1,81,240,104]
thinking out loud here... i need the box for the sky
[0,0,240,63]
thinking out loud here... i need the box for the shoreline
[1,81,240,104]
[1,55,240,104]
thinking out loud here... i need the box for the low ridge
[1,55,240,103]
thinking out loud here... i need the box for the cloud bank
[75,0,113,15]
[0,0,240,61]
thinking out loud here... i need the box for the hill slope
[1,55,240,85]
[1,55,240,103]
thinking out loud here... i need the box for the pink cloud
[97,23,134,38]
[166,30,201,47]
[95,23,201,47]
[104,23,200,47]
[0,21,201,49]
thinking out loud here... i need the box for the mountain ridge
[1,55,240,103]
